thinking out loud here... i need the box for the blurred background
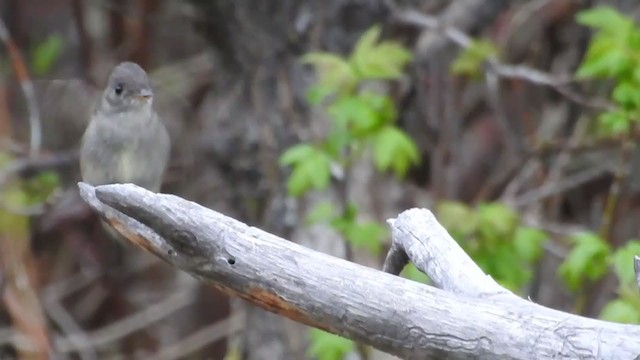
[1,0,640,359]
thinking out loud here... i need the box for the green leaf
[558,232,611,291]
[436,201,477,240]
[576,43,630,79]
[401,263,429,283]
[32,34,63,76]
[307,329,354,360]
[599,299,640,324]
[451,39,499,78]
[307,84,335,105]
[360,92,397,125]
[613,82,640,109]
[23,171,60,204]
[306,201,336,225]
[575,7,640,80]
[611,240,640,286]
[328,96,381,136]
[492,243,532,290]
[343,203,358,221]
[302,52,356,93]
[352,26,382,62]
[633,67,640,83]
[279,144,316,166]
[576,7,634,34]
[476,202,519,242]
[281,145,332,197]
[349,25,412,80]
[598,110,630,135]
[513,227,549,263]
[343,221,386,255]
[372,126,420,177]
[323,129,350,158]
[630,28,640,52]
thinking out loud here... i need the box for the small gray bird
[80,62,170,193]
[81,62,170,248]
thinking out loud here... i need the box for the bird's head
[101,62,154,115]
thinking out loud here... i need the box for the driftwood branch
[78,183,640,360]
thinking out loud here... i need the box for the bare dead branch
[76,182,640,359]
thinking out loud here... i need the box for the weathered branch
[78,183,640,359]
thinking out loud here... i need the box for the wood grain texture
[78,182,640,359]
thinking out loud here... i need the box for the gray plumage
[80,62,170,192]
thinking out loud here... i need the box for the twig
[60,288,195,352]
[599,140,635,242]
[485,70,523,154]
[0,150,77,215]
[1,288,196,353]
[71,0,94,83]
[0,150,77,188]
[0,18,41,154]
[43,269,102,360]
[513,161,613,207]
[44,298,98,360]
[393,9,615,111]
[150,313,245,360]
[529,134,640,156]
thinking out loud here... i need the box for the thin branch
[43,298,97,360]
[0,151,77,188]
[2,288,196,353]
[59,288,195,352]
[512,161,612,207]
[150,313,244,360]
[529,134,640,157]
[599,140,635,242]
[485,70,523,154]
[393,9,614,111]
[0,18,41,154]
[42,269,102,360]
[0,150,77,215]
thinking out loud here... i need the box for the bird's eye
[114,83,123,96]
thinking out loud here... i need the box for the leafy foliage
[329,204,386,255]
[0,152,60,236]
[287,26,416,358]
[349,26,413,80]
[307,329,354,360]
[373,126,420,177]
[558,232,611,291]
[31,34,64,76]
[283,26,417,196]
[575,6,640,135]
[558,7,640,324]
[279,144,332,196]
[611,240,640,286]
[451,39,499,78]
[555,233,640,323]
[436,201,548,291]
[600,299,640,324]
[401,263,430,284]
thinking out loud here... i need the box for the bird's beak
[135,89,154,101]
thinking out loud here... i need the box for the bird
[80,62,171,246]
[80,61,170,193]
